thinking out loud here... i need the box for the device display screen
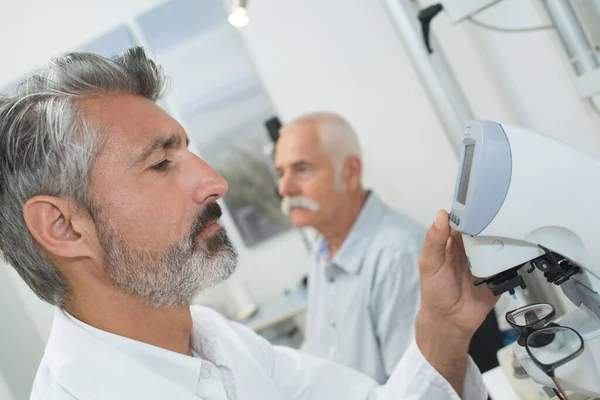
[457,144,475,205]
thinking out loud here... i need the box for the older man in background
[275,113,426,383]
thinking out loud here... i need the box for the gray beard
[92,206,237,308]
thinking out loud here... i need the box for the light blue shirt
[303,192,426,384]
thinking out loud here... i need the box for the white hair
[280,112,361,189]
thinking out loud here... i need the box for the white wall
[0,265,46,400]
[0,0,168,85]
[0,372,15,400]
[236,0,461,227]
[3,264,53,341]
[421,0,600,156]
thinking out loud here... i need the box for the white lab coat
[31,306,487,399]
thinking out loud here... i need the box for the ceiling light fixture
[228,0,249,28]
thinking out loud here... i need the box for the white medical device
[450,120,600,396]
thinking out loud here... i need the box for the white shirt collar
[64,310,203,394]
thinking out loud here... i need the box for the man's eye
[150,160,171,172]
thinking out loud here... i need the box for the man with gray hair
[0,47,494,399]
[275,113,425,383]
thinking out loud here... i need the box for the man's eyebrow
[275,160,310,171]
[292,161,311,168]
[134,134,190,165]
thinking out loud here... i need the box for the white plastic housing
[460,124,600,292]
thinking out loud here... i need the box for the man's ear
[343,155,362,191]
[23,196,96,260]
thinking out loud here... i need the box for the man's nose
[278,173,300,197]
[191,156,228,204]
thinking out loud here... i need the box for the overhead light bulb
[228,0,249,28]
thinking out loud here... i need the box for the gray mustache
[281,196,320,215]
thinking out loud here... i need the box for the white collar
[64,310,205,394]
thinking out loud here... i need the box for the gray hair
[0,47,166,305]
[281,112,362,188]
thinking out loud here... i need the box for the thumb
[419,210,451,278]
